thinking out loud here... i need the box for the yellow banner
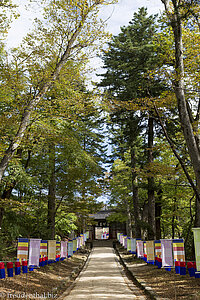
[146,241,155,261]
[18,242,28,247]
[48,240,56,260]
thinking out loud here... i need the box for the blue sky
[7,0,164,47]
[91,0,164,85]
[7,0,164,86]
[100,0,163,35]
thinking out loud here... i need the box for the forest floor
[0,248,90,299]
[116,243,200,299]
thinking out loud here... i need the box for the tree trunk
[194,194,200,227]
[0,149,31,228]
[172,196,177,239]
[147,116,156,240]
[125,199,132,237]
[155,186,162,240]
[154,105,200,203]
[162,0,200,227]
[47,143,56,240]
[131,147,141,238]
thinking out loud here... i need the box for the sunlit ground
[64,241,146,299]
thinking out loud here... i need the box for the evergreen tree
[99,7,167,238]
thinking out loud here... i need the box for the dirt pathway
[62,240,147,300]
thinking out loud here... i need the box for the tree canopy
[0,1,200,260]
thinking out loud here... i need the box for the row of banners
[0,232,89,279]
[17,232,90,266]
[117,233,185,266]
[117,229,200,276]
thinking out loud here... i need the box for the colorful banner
[123,236,127,248]
[122,235,125,247]
[161,239,173,267]
[61,241,67,258]
[154,240,161,258]
[137,241,144,258]
[40,240,47,258]
[17,238,29,262]
[192,228,200,272]
[77,237,81,249]
[125,236,128,249]
[146,241,155,262]
[172,239,185,262]
[73,238,77,253]
[131,238,136,254]
[102,233,107,239]
[120,234,123,245]
[68,241,73,257]
[83,233,87,243]
[117,233,120,241]
[48,240,56,260]
[143,241,147,261]
[28,239,41,267]
[80,234,84,247]
[56,241,61,256]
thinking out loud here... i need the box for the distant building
[89,209,126,240]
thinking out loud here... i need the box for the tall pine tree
[99,7,166,238]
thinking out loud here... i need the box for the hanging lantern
[15,262,21,275]
[22,261,28,274]
[7,262,13,277]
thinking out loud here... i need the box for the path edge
[113,242,163,300]
[57,245,93,299]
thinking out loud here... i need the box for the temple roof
[89,210,113,220]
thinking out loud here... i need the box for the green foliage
[0,76,107,240]
[107,212,127,223]
[55,212,78,239]
[0,0,114,243]
[100,7,166,101]
[0,0,18,36]
[0,1,199,255]
[99,5,199,243]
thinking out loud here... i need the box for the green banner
[127,238,131,252]
[192,228,200,272]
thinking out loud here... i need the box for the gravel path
[63,240,147,300]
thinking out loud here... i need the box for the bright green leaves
[0,0,116,239]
